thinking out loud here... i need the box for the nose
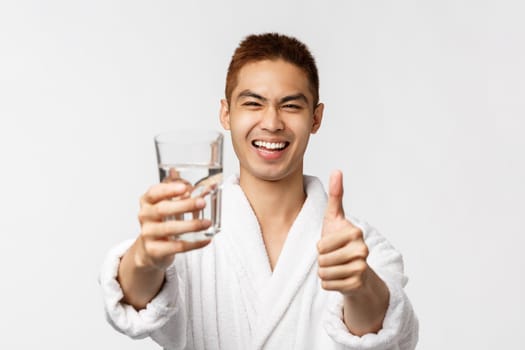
[260,106,284,132]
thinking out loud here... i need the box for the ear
[219,99,231,130]
[310,103,324,134]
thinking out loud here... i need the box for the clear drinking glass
[154,129,223,242]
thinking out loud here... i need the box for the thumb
[325,170,345,220]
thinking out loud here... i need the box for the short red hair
[225,33,320,107]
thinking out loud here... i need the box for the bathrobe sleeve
[323,219,419,350]
[99,239,187,343]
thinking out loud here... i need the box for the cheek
[290,119,314,140]
[230,115,257,139]
[229,117,254,152]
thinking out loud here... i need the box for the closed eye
[282,104,302,110]
[242,101,262,107]
[242,101,261,106]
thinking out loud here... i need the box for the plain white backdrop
[1,1,523,349]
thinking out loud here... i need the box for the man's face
[220,59,324,182]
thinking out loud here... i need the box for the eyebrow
[280,93,308,104]
[237,90,267,102]
[237,90,309,104]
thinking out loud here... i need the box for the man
[100,33,418,349]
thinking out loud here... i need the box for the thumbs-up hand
[317,170,370,296]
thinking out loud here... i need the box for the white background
[1,1,523,349]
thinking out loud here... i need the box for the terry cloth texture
[100,175,418,349]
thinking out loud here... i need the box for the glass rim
[154,129,223,145]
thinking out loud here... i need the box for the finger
[142,240,179,260]
[321,275,364,293]
[139,197,206,222]
[318,259,367,281]
[318,240,369,267]
[140,182,189,205]
[172,238,212,253]
[143,239,212,260]
[142,219,212,239]
[324,170,345,220]
[317,225,361,254]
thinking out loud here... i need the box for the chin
[243,164,302,183]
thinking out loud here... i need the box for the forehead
[233,59,311,99]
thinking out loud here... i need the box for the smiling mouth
[252,140,289,151]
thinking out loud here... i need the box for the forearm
[343,267,390,336]
[117,240,166,310]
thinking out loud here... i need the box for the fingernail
[195,198,206,208]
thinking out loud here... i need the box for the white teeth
[254,140,287,150]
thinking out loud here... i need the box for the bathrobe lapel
[221,178,272,330]
[221,175,327,349]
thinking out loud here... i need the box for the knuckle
[342,245,353,259]
[138,210,147,223]
[163,220,178,235]
[156,221,169,232]
[361,244,369,257]
[355,260,368,274]
[143,186,156,202]
[141,223,152,237]
[349,227,363,240]
[139,203,157,220]
[345,276,362,291]
[155,201,169,217]
[145,242,161,257]
[139,194,148,206]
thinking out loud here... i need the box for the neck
[239,169,306,233]
[238,168,307,271]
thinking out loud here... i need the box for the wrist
[129,239,166,272]
[117,240,167,309]
[342,267,390,335]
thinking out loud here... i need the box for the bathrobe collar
[221,174,327,348]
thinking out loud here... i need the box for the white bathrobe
[100,175,418,349]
